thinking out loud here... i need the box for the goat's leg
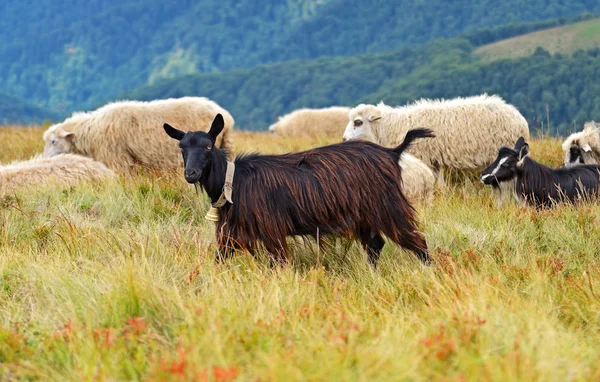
[359,229,386,267]
[263,239,289,267]
[398,232,431,265]
[214,233,238,262]
[382,225,431,265]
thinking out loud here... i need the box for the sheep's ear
[164,123,185,141]
[59,130,75,143]
[208,114,225,143]
[368,110,382,122]
[583,144,592,153]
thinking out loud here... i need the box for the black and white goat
[481,137,600,208]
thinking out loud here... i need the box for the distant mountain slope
[476,18,600,62]
[0,93,57,125]
[2,0,600,113]
[126,37,600,136]
[123,40,472,130]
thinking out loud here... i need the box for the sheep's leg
[435,168,446,188]
[359,229,385,267]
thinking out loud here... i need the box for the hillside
[124,40,473,130]
[0,93,57,125]
[125,33,600,135]
[476,17,600,61]
[2,1,600,114]
[366,47,600,135]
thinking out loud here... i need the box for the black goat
[164,114,434,266]
[481,137,600,208]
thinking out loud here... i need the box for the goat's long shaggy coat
[516,156,600,206]
[43,97,235,170]
[562,121,600,166]
[0,154,115,196]
[214,138,429,264]
[481,137,600,208]
[268,107,350,138]
[344,94,529,171]
[167,116,433,266]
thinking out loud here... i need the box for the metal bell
[205,206,220,222]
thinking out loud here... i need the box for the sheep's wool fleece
[351,94,529,170]
[0,154,114,195]
[43,97,235,170]
[562,121,600,165]
[269,107,350,138]
[398,153,435,203]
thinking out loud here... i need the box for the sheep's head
[481,137,529,186]
[268,120,281,135]
[342,104,381,142]
[164,113,225,184]
[42,123,76,157]
[562,122,600,167]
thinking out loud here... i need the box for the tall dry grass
[0,126,598,381]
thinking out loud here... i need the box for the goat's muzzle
[480,173,495,185]
[184,168,201,184]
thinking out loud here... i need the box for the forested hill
[126,33,600,135]
[2,0,600,115]
[0,93,57,125]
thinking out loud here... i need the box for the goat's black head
[164,114,225,184]
[567,146,585,166]
[481,137,530,185]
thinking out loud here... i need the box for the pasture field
[475,18,600,62]
[0,127,599,381]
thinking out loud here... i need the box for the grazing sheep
[399,153,436,203]
[42,97,235,170]
[164,114,434,267]
[562,121,600,167]
[481,137,600,208]
[268,107,350,138]
[343,94,530,172]
[1,154,114,196]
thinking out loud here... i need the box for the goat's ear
[208,114,225,142]
[514,136,526,151]
[518,142,530,160]
[164,123,185,141]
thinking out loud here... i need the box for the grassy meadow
[475,18,600,62]
[0,127,599,381]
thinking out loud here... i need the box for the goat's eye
[207,145,212,150]
[50,139,56,145]
[354,120,363,127]
[501,162,510,168]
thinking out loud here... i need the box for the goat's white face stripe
[481,157,508,180]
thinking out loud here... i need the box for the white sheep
[269,107,350,138]
[398,153,436,203]
[562,121,600,167]
[343,94,530,172]
[1,154,115,196]
[42,97,235,170]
